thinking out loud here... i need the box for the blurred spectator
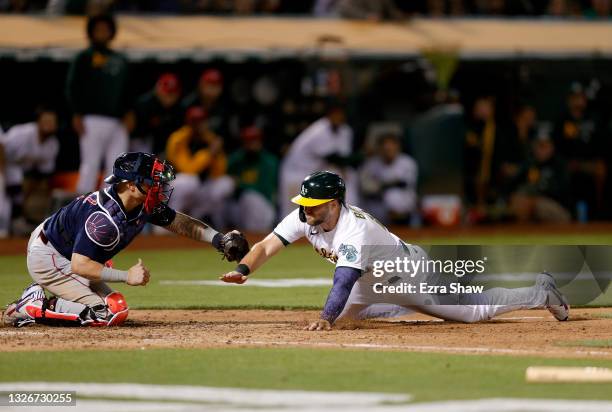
[0,134,6,237]
[66,14,129,194]
[336,0,404,20]
[130,73,183,156]
[360,133,418,224]
[279,100,359,217]
[473,0,506,15]
[313,0,338,16]
[546,0,582,17]
[166,107,233,228]
[584,0,611,18]
[176,0,282,14]
[464,95,497,216]
[496,104,537,197]
[227,126,278,232]
[46,0,116,15]
[181,69,229,141]
[552,82,606,219]
[0,106,59,235]
[0,0,46,12]
[509,134,571,223]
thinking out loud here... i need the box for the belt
[39,231,49,245]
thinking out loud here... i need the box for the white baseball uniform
[273,204,550,323]
[77,115,128,194]
[0,122,59,235]
[0,122,59,186]
[360,153,418,219]
[280,118,358,217]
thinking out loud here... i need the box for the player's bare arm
[71,253,150,286]
[219,232,284,284]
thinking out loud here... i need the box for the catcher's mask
[104,152,176,214]
[291,171,346,223]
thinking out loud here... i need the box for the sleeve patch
[85,211,120,248]
[338,243,358,262]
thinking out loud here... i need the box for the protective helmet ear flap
[299,206,306,223]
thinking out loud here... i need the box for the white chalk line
[160,278,331,287]
[0,384,611,412]
[160,271,611,288]
[4,399,612,412]
[224,339,612,357]
[0,382,410,407]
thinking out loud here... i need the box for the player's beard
[305,207,328,227]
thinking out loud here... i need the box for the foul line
[160,278,331,287]
[0,382,410,407]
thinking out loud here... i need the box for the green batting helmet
[292,171,346,207]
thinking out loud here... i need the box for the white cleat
[536,272,570,321]
[2,283,45,327]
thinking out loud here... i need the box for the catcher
[3,152,248,327]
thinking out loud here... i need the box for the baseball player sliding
[221,171,570,331]
[3,152,248,327]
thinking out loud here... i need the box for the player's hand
[219,271,248,284]
[304,319,331,331]
[72,115,85,136]
[127,258,150,286]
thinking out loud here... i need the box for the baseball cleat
[536,272,570,321]
[2,283,45,327]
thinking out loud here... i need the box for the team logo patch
[85,211,120,249]
[338,244,358,262]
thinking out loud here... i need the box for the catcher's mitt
[217,231,249,262]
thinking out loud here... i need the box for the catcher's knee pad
[104,292,129,326]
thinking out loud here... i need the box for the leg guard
[46,292,128,327]
[25,299,84,327]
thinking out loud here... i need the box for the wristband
[101,267,129,283]
[235,264,250,276]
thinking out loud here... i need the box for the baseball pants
[26,222,113,308]
[76,115,128,194]
[337,246,548,323]
[170,174,234,228]
[230,190,276,232]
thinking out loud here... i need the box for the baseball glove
[217,231,249,262]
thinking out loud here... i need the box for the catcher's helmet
[104,152,174,185]
[104,152,175,214]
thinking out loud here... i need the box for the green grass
[559,339,612,348]
[2,241,612,309]
[592,312,612,319]
[0,348,611,402]
[0,247,331,309]
[2,236,612,403]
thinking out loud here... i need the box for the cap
[185,106,207,124]
[240,126,262,142]
[200,69,223,86]
[156,73,181,94]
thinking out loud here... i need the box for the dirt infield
[1,308,611,359]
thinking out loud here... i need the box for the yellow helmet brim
[291,195,334,207]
